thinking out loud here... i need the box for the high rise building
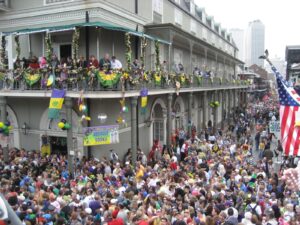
[230,29,245,62]
[245,20,265,67]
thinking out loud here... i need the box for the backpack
[247,204,260,219]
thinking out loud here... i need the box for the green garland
[15,35,20,60]
[125,33,132,71]
[45,33,53,65]
[72,27,80,67]
[0,36,7,69]
[140,36,147,69]
[155,40,160,71]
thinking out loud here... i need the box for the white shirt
[111,59,122,69]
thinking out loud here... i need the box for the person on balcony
[131,59,140,71]
[193,66,201,76]
[77,56,87,68]
[50,54,59,69]
[28,56,40,70]
[110,56,122,70]
[99,54,111,71]
[88,55,99,68]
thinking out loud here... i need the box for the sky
[195,0,300,59]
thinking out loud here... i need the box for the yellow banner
[49,98,64,109]
[141,96,148,108]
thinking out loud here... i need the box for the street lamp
[21,123,28,135]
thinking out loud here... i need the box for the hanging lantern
[98,113,108,124]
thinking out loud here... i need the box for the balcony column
[227,90,232,119]
[169,31,174,72]
[0,97,8,163]
[131,97,138,167]
[189,41,193,74]
[204,48,208,67]
[221,90,226,129]
[167,93,173,148]
[213,91,218,132]
[65,97,74,177]
[188,92,193,136]
[202,92,208,128]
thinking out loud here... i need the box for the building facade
[0,0,248,160]
[245,20,265,67]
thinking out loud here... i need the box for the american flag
[271,65,300,156]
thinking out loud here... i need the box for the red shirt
[108,218,124,225]
[170,162,177,170]
[29,63,40,69]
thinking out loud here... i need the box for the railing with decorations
[0,68,250,92]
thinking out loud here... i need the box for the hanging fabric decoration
[0,121,13,136]
[48,89,65,119]
[78,91,91,122]
[97,70,122,88]
[23,72,41,86]
[140,88,148,115]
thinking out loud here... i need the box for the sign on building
[83,125,119,146]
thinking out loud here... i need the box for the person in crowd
[131,59,140,71]
[0,99,298,225]
[89,55,99,68]
[99,53,111,70]
[110,56,122,70]
[28,56,40,69]
[77,56,88,68]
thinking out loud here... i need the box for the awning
[2,21,171,45]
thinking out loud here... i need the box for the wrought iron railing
[0,68,249,92]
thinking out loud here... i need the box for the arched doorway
[40,107,83,157]
[150,98,167,146]
[173,96,186,131]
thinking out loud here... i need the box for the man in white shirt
[110,56,122,69]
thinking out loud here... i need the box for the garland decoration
[0,36,7,69]
[209,101,220,108]
[45,32,53,65]
[15,35,20,60]
[140,36,147,69]
[72,27,80,67]
[125,33,132,71]
[155,40,160,71]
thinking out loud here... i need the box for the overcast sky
[195,0,300,59]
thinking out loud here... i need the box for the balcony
[0,68,248,98]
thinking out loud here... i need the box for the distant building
[265,56,286,77]
[245,20,265,67]
[286,46,300,84]
[230,28,245,62]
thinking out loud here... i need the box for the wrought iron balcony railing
[0,68,249,92]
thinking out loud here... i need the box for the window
[190,2,195,15]
[174,8,183,26]
[173,48,183,65]
[153,120,164,143]
[190,20,197,34]
[153,0,163,15]
[44,0,73,5]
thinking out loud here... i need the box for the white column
[7,35,14,69]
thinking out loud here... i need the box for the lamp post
[65,97,74,177]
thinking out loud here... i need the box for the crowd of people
[0,101,299,225]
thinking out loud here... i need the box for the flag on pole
[270,65,300,156]
[48,89,66,119]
